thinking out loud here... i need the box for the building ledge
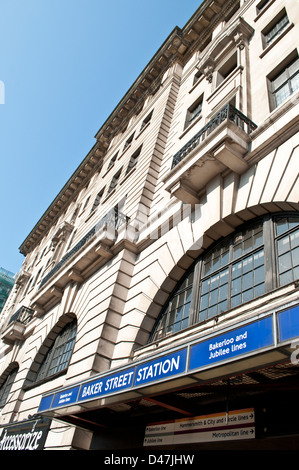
[31,210,128,313]
[163,104,257,204]
[1,306,35,344]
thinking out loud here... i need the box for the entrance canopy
[36,302,299,431]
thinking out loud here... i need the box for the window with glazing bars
[153,271,194,339]
[140,111,153,131]
[263,11,290,47]
[0,368,18,408]
[185,96,203,128]
[149,214,299,342]
[198,222,264,322]
[275,216,299,286]
[126,146,142,174]
[35,320,77,382]
[108,168,122,193]
[269,54,299,109]
[123,133,134,152]
[90,187,105,213]
[107,152,118,170]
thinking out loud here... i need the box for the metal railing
[7,306,34,325]
[171,103,257,169]
[39,208,128,289]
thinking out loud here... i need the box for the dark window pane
[35,321,77,382]
[243,288,253,303]
[279,251,292,273]
[0,369,18,408]
[277,237,290,255]
[291,231,299,249]
[276,217,289,235]
[218,300,228,313]
[255,282,265,297]
[280,270,294,286]
[254,265,265,285]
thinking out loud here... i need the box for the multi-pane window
[198,222,264,321]
[0,368,18,408]
[90,187,105,213]
[199,241,230,321]
[108,168,122,193]
[151,271,194,340]
[126,146,142,174]
[256,0,271,15]
[34,320,77,383]
[82,196,90,212]
[150,214,299,342]
[107,152,118,170]
[263,12,290,47]
[140,111,153,131]
[275,216,299,286]
[216,52,238,87]
[269,55,299,109]
[123,133,134,152]
[185,96,203,128]
[193,70,203,86]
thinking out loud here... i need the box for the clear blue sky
[0,0,202,275]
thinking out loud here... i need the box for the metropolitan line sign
[144,408,255,446]
[38,304,299,413]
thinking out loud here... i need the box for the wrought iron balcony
[39,207,128,289]
[7,306,34,325]
[171,104,257,169]
[1,306,35,344]
[164,103,257,204]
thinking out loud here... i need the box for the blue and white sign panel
[78,367,135,403]
[38,348,187,412]
[38,305,299,414]
[277,305,299,342]
[39,385,80,412]
[189,316,274,372]
[134,349,187,386]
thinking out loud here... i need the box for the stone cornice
[19,0,240,256]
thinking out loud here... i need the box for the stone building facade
[0,0,299,450]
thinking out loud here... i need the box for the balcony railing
[171,104,257,169]
[39,208,128,289]
[7,306,35,325]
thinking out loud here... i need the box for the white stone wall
[0,0,298,450]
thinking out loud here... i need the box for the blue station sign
[134,349,187,386]
[38,348,187,413]
[189,316,274,372]
[38,304,299,414]
[78,367,135,403]
[277,304,299,342]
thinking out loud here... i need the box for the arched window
[275,215,299,285]
[34,319,77,383]
[0,367,18,409]
[150,213,299,342]
[198,220,264,322]
[154,270,194,338]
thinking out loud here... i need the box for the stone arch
[113,133,299,363]
[132,201,299,351]
[0,362,19,387]
[0,362,19,414]
[24,312,77,386]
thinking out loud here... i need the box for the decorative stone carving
[196,17,254,78]
[51,221,74,250]
[203,62,215,83]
